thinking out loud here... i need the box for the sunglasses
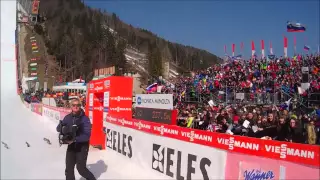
[72,104,81,107]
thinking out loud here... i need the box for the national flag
[287,21,306,32]
[304,45,310,51]
[146,83,158,91]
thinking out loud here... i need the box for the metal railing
[182,91,320,107]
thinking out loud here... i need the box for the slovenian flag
[287,21,306,32]
[304,45,310,51]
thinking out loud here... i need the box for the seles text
[152,144,211,180]
[106,129,133,158]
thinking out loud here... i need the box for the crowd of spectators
[21,88,86,108]
[157,55,320,145]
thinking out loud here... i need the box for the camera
[58,121,78,145]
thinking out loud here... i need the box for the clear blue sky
[85,0,319,58]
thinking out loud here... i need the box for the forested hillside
[37,0,221,81]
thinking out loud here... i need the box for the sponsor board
[225,151,319,179]
[66,82,86,86]
[42,105,71,122]
[109,107,131,112]
[89,111,93,124]
[104,80,110,88]
[31,103,42,115]
[103,91,110,107]
[110,96,132,102]
[30,57,40,61]
[135,107,172,124]
[105,116,320,167]
[42,106,60,121]
[135,94,173,110]
[105,121,226,180]
[106,127,133,159]
[31,0,40,15]
[89,93,94,107]
[238,162,278,180]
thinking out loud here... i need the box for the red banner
[31,0,40,15]
[86,76,133,148]
[105,116,320,167]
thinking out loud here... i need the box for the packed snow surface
[0,1,162,179]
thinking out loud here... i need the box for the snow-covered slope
[0,1,162,179]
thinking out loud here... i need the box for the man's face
[71,101,81,113]
[279,118,285,124]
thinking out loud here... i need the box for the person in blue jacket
[56,99,96,180]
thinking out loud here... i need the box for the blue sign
[103,107,109,112]
[137,96,142,105]
[89,107,93,111]
[243,169,275,180]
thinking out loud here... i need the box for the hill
[37,0,221,82]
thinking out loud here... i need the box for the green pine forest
[37,0,221,82]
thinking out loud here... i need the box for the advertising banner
[86,76,133,149]
[225,152,320,180]
[104,120,226,180]
[30,57,39,61]
[135,94,173,110]
[42,106,60,121]
[135,107,173,125]
[42,105,71,123]
[105,116,320,167]
[66,82,86,86]
[30,103,42,116]
[31,0,40,15]
[44,82,47,92]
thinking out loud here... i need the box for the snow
[0,1,161,179]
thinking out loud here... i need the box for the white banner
[89,93,94,107]
[44,82,47,92]
[42,107,60,122]
[42,97,50,106]
[103,91,110,107]
[104,121,226,180]
[135,94,173,110]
